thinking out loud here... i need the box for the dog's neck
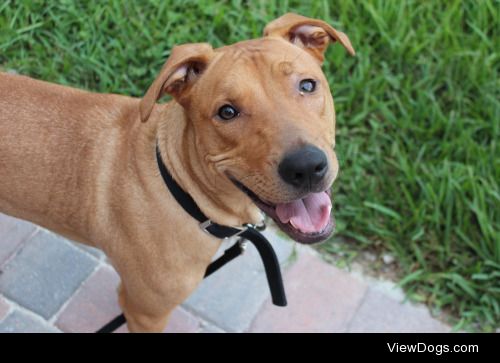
[151,101,262,227]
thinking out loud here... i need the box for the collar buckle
[199,219,214,235]
[199,220,254,239]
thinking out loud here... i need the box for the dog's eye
[217,104,239,120]
[299,79,316,93]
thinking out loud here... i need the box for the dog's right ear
[139,43,214,122]
[264,13,355,63]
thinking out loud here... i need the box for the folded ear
[139,43,214,122]
[264,13,355,63]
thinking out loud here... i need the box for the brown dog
[0,13,354,332]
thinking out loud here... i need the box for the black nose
[278,145,328,190]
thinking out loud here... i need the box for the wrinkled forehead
[193,38,326,100]
[203,38,323,86]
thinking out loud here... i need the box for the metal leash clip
[237,238,248,254]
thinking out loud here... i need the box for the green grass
[1,0,498,331]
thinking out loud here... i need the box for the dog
[0,13,354,332]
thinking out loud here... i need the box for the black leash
[96,311,127,333]
[95,146,287,333]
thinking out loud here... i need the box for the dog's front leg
[117,283,174,333]
[115,265,205,333]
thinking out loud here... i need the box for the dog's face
[140,13,355,244]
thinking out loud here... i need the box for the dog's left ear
[264,13,355,63]
[139,43,214,122]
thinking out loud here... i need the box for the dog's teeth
[290,220,300,231]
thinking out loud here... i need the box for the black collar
[155,145,248,239]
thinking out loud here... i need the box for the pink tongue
[275,192,332,233]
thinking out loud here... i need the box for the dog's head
[140,13,355,244]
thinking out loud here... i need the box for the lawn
[0,0,498,331]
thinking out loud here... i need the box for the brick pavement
[0,213,451,333]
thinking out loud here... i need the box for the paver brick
[0,230,97,319]
[0,213,36,265]
[0,309,58,333]
[0,295,11,321]
[56,263,206,333]
[56,265,121,332]
[346,287,450,332]
[249,252,368,332]
[199,321,225,333]
[164,307,202,333]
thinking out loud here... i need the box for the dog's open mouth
[231,179,334,244]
